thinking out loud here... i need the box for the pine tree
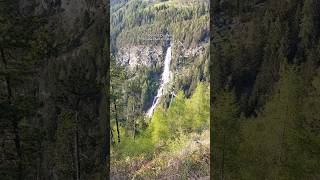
[300,0,320,50]
[240,65,303,179]
[212,90,240,180]
[186,82,210,132]
[0,1,49,179]
[298,70,320,178]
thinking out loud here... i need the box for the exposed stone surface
[116,43,206,70]
[117,45,163,69]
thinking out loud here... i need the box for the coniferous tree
[240,65,303,179]
[212,90,240,180]
[0,1,49,179]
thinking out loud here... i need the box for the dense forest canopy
[111,0,209,51]
[211,0,320,179]
[0,0,108,179]
[2,0,319,179]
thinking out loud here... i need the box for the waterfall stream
[146,44,172,117]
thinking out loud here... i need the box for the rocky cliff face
[117,45,163,69]
[113,40,209,113]
[116,43,206,70]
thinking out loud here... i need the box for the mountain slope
[110,0,210,178]
[211,0,320,179]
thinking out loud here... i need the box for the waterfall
[146,44,172,117]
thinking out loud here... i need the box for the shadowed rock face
[19,0,108,179]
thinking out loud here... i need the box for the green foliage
[298,70,320,178]
[212,0,320,178]
[1,1,107,179]
[55,112,75,179]
[166,91,188,133]
[212,90,240,180]
[299,0,320,49]
[111,0,209,50]
[111,130,210,179]
[111,83,210,179]
[117,133,154,158]
[0,1,51,179]
[151,106,169,144]
[240,66,304,179]
[152,82,210,139]
[186,83,210,132]
[110,1,210,178]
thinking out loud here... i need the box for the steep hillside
[211,0,320,179]
[110,0,210,179]
[0,0,108,179]
[111,0,209,112]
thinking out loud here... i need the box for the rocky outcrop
[117,45,163,69]
[115,43,206,70]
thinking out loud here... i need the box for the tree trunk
[110,129,115,145]
[36,141,43,180]
[237,0,240,17]
[279,101,289,166]
[133,105,136,139]
[114,99,120,143]
[0,48,12,103]
[75,111,80,180]
[13,121,22,180]
[220,132,225,180]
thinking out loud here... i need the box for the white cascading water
[146,44,172,117]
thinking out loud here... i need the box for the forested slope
[211,0,320,179]
[0,0,108,179]
[110,0,210,179]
